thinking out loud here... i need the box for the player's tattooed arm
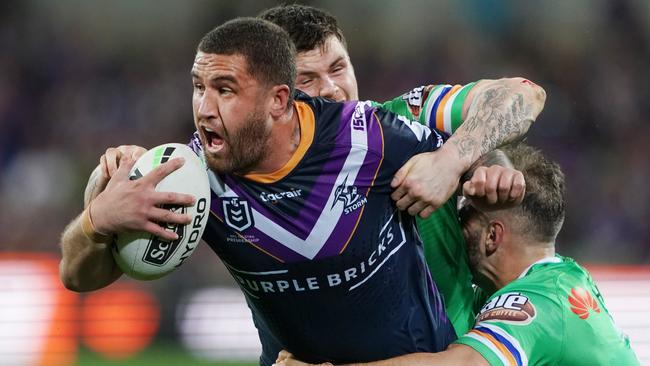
[390,78,543,218]
[448,77,546,166]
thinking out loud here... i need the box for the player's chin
[204,153,232,174]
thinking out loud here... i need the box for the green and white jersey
[456,256,640,366]
[374,82,478,336]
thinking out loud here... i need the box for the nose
[319,76,340,100]
[196,91,218,121]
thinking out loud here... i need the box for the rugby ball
[112,143,211,280]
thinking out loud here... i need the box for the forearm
[84,165,108,208]
[444,78,545,171]
[342,346,486,366]
[59,210,122,292]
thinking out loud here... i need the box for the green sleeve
[378,82,477,134]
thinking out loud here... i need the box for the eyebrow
[297,57,346,77]
[191,71,238,85]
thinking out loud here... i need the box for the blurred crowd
[1,0,648,264]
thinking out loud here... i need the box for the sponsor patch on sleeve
[476,292,536,325]
[401,85,433,119]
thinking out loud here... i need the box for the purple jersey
[190,92,455,365]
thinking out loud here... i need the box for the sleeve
[379,82,477,134]
[371,102,449,173]
[455,289,563,366]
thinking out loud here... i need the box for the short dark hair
[501,143,566,242]
[198,18,296,105]
[259,4,347,53]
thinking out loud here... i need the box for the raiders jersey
[189,92,456,365]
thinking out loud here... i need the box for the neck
[486,239,555,291]
[250,105,300,174]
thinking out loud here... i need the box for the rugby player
[274,144,641,366]
[59,19,543,366]
[260,4,546,335]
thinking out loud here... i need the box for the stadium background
[0,0,648,365]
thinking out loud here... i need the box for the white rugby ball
[112,143,211,280]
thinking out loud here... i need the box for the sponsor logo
[153,146,176,167]
[143,205,185,266]
[176,197,207,267]
[223,197,254,231]
[568,287,601,319]
[402,85,432,119]
[259,188,303,204]
[226,234,260,244]
[352,103,367,131]
[331,175,367,215]
[477,292,536,325]
[230,212,407,296]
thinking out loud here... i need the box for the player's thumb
[462,181,475,197]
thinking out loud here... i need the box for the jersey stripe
[244,101,315,183]
[449,83,475,132]
[466,331,516,366]
[424,85,450,130]
[470,323,528,366]
[438,85,461,133]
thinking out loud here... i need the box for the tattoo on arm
[453,84,535,162]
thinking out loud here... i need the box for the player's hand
[85,145,148,205]
[273,350,332,366]
[462,165,525,211]
[391,149,465,219]
[100,145,147,179]
[89,155,195,241]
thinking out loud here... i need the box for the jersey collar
[518,256,562,279]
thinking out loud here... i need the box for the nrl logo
[223,197,254,231]
[331,175,367,215]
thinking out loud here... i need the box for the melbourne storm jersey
[456,256,640,365]
[190,92,456,365]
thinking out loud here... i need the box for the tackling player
[259,4,547,336]
[274,144,641,366]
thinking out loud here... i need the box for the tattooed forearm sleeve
[448,78,545,167]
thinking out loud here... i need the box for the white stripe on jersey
[212,101,371,260]
[397,115,432,142]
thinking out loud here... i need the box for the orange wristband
[81,203,113,244]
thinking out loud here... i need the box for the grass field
[75,343,257,366]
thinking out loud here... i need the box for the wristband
[81,203,113,244]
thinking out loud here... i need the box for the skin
[191,52,297,175]
[294,36,358,102]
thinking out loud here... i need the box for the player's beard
[464,227,494,292]
[465,228,482,277]
[204,108,271,175]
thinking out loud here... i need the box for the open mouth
[202,126,225,153]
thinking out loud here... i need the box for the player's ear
[485,220,505,256]
[269,84,291,118]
